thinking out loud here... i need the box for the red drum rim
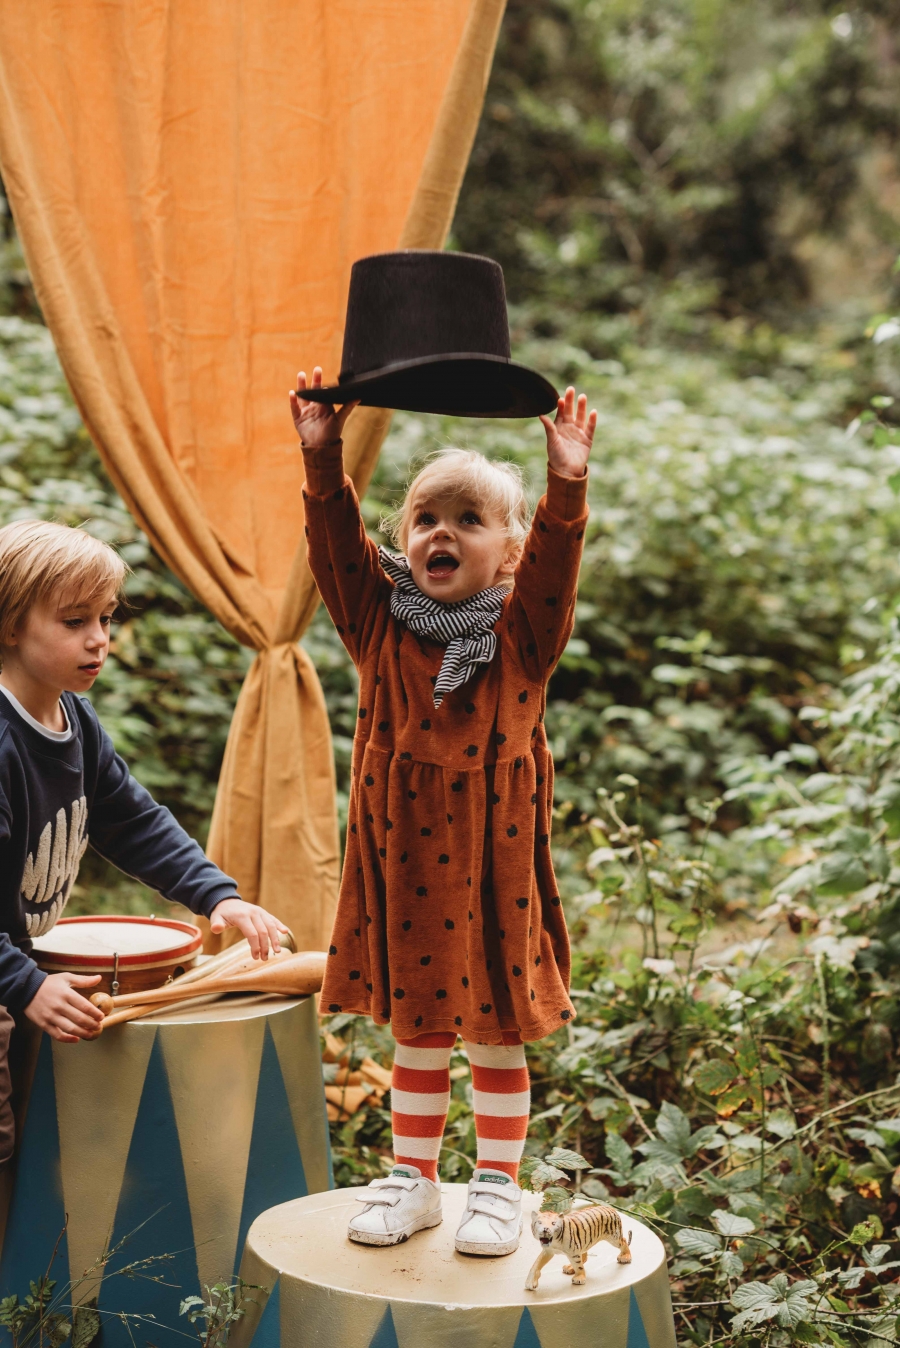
[30,915,203,969]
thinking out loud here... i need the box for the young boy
[0,518,288,1163]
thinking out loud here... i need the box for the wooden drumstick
[90,949,327,1016]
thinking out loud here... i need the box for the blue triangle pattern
[246,1277,280,1348]
[369,1305,400,1348]
[0,1036,69,1311]
[96,1032,198,1348]
[626,1287,652,1348]
[511,1304,541,1348]
[512,1307,543,1348]
[234,1024,308,1275]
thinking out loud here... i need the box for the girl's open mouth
[426,553,460,577]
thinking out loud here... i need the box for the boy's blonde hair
[383,448,531,555]
[0,520,127,644]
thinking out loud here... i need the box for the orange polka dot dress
[302,443,589,1045]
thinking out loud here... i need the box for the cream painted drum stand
[0,995,331,1348]
[232,1187,677,1348]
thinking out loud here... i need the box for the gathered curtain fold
[0,0,506,950]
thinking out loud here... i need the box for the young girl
[290,370,594,1256]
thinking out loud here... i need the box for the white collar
[0,685,73,742]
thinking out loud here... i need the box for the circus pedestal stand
[0,994,332,1347]
[231,1186,677,1348]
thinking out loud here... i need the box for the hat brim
[298,354,558,419]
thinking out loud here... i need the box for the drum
[0,993,332,1348]
[231,1187,676,1348]
[30,915,203,994]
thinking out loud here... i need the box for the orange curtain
[0,0,506,950]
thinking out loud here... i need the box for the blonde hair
[0,520,128,644]
[383,448,531,555]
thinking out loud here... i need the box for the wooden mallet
[89,949,327,1024]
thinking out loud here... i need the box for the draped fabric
[0,0,506,949]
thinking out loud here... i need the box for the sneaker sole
[348,1209,443,1247]
[455,1222,522,1257]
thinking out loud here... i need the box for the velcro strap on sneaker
[467,1196,517,1220]
[471,1179,521,1200]
[355,1176,418,1205]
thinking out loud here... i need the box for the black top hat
[301,250,558,418]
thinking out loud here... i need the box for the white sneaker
[454,1169,523,1256]
[348,1165,443,1247]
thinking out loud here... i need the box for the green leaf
[817,851,869,896]
[694,1059,738,1096]
[712,1209,756,1237]
[545,1147,591,1171]
[605,1133,633,1177]
[72,1305,101,1348]
[675,1227,722,1256]
[529,1161,568,1191]
[655,1100,693,1158]
[540,1185,574,1214]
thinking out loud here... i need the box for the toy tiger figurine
[525,1204,632,1290]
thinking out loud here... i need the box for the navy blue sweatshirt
[0,690,238,1012]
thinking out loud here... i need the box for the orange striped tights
[391,1032,530,1182]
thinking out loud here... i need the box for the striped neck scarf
[379,548,506,708]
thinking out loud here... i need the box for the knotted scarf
[379,548,506,707]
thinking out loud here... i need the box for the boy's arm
[0,795,46,1011]
[87,723,238,917]
[507,465,589,680]
[301,440,391,666]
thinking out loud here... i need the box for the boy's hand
[289,368,359,448]
[540,385,597,479]
[25,972,103,1043]
[209,898,290,961]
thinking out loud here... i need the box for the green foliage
[179,1281,267,1348]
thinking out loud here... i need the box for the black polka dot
[378,720,389,732]
[462,976,469,988]
[480,1003,492,1014]
[420,826,431,836]
[491,792,500,805]
[454,1016,462,1026]
[512,965,522,976]
[421,955,431,966]
[416,886,428,896]
[539,521,547,533]
[408,789,417,799]
[451,781,463,793]
[349,623,357,634]
[495,733,506,745]
[358,707,367,718]
[366,812,374,823]
[529,551,537,563]
[349,970,361,980]
[518,690,528,703]
[382,1007,390,1017]
[500,929,505,939]
[468,910,474,921]
[536,774,545,786]
[551,896,561,907]
[531,726,537,737]
[507,825,518,838]
[400,751,412,761]
[328,1003,342,1012]
[540,834,549,845]
[402,920,412,931]
[394,988,405,999]
[386,819,393,829]
[438,854,449,865]
[421,719,431,730]
[337,625,344,634]
[466,877,472,887]
[514,757,523,769]
[535,956,542,966]
[375,674,382,685]
[366,981,373,991]
[545,596,557,607]
[436,989,447,999]
[526,641,536,655]
[401,852,408,863]
[531,793,537,804]
[365,774,374,786]
[329,944,338,955]
[447,813,453,824]
[366,914,372,924]
[561,1009,572,1020]
[350,823,357,834]
[530,990,535,1001]
[334,488,345,500]
[465,745,478,757]
[378,847,386,858]
[576,529,584,540]
[516,897,528,909]
[415,1015,423,1027]
[354,927,360,936]
[445,919,455,930]
[464,702,476,714]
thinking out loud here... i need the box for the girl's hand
[209,898,291,961]
[539,386,596,479]
[25,972,103,1042]
[289,368,359,448]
